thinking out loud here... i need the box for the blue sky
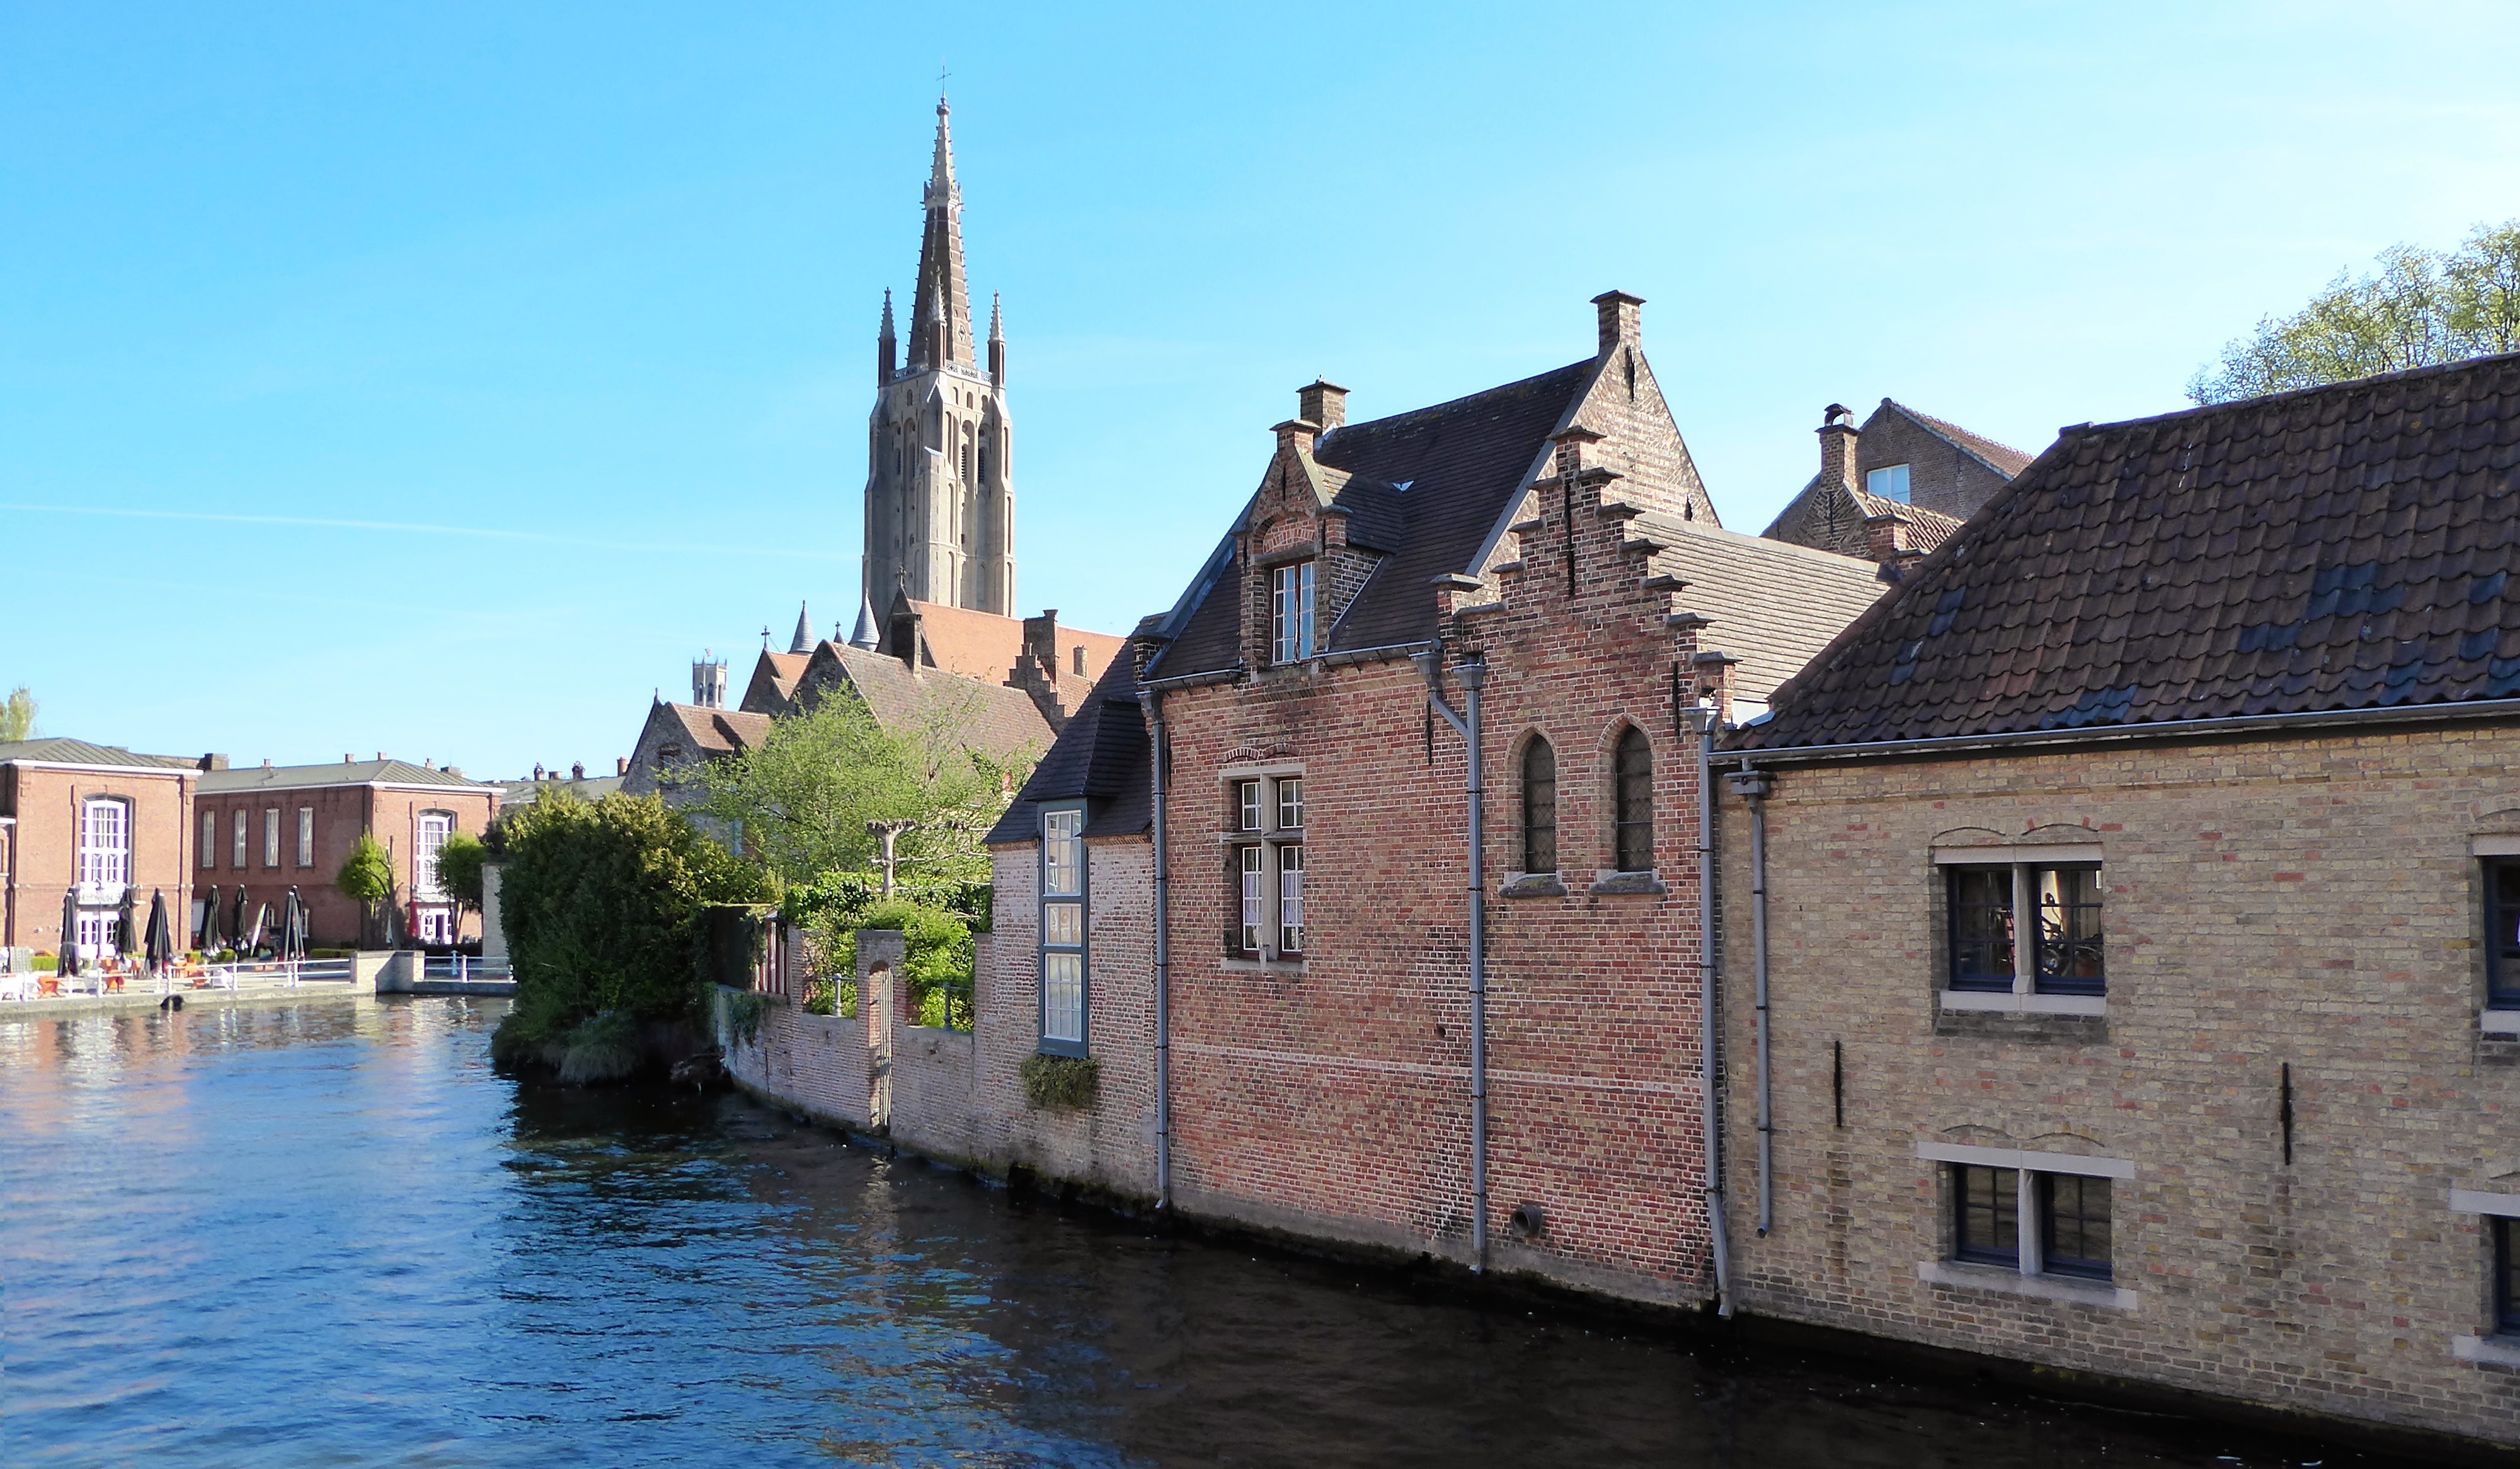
[4,1,2516,778]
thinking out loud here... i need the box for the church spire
[876,288,895,384]
[987,291,1005,388]
[907,95,972,372]
[789,600,814,655]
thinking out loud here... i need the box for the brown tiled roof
[1148,360,1596,677]
[1731,352,2520,752]
[986,648,1150,846]
[741,650,811,713]
[1893,401,2035,478]
[903,600,1129,688]
[662,705,771,757]
[1848,487,1966,551]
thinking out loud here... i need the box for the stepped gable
[985,650,1148,845]
[1147,360,1595,677]
[1731,352,2520,751]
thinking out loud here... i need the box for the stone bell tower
[863,95,1014,615]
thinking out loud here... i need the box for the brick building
[1715,354,2520,1448]
[0,739,203,957]
[937,292,1883,1299]
[1762,398,2030,561]
[195,757,499,948]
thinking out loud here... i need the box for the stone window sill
[1499,873,1568,899]
[1588,870,1668,897]
[1938,989,2106,1017]
[1916,1260,2138,1311]
[2481,1009,2520,1036]
[1222,957,1306,977]
[2454,1335,2520,1368]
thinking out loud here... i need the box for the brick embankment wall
[1717,723,2520,1449]
[720,987,880,1134]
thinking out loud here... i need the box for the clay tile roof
[987,650,1150,845]
[1847,487,1967,551]
[1888,400,2036,478]
[906,599,1128,687]
[1731,352,2520,752]
[656,705,772,758]
[811,645,1051,764]
[1147,360,1596,678]
[1629,516,1892,707]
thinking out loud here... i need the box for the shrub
[556,1011,641,1085]
[847,899,973,1030]
[1019,1053,1100,1110]
[490,791,771,1065]
[718,989,770,1050]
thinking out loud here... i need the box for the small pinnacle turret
[789,601,814,655]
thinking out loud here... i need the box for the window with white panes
[201,811,217,869]
[297,807,315,867]
[1868,464,1911,502]
[1270,562,1317,664]
[415,812,454,899]
[79,798,131,889]
[263,809,281,868]
[1039,806,1087,1054]
[232,810,248,868]
[1227,772,1306,960]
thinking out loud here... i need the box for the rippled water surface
[1,998,2419,1467]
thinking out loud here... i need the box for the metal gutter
[1415,649,1490,1272]
[1683,704,1731,1316]
[1137,689,1173,1211]
[1720,696,2520,768]
[1724,767,1776,1238]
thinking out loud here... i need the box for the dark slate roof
[987,649,1150,845]
[1146,360,1595,677]
[1731,353,2520,752]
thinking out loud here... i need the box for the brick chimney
[615,756,629,776]
[1819,403,1859,495]
[1865,512,1928,579]
[1297,379,1348,433]
[1273,418,1319,459]
[1592,291,1644,358]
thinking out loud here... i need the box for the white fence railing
[420,954,510,982]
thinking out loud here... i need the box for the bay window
[1040,806,1087,1054]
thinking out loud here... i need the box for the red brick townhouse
[939,292,1887,1304]
[0,739,203,956]
[1714,353,2520,1450]
[196,757,499,948]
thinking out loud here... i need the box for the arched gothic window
[1520,737,1557,874]
[1613,727,1653,872]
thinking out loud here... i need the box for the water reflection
[0,999,2419,1468]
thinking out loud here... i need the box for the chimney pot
[1819,405,1862,495]
[616,756,629,777]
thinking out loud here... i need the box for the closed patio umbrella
[231,889,251,953]
[280,888,307,964]
[58,887,79,977]
[198,885,222,953]
[245,903,268,955]
[144,890,173,977]
[118,886,137,957]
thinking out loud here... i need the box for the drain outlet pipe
[1683,703,1731,1316]
[1415,648,1489,1270]
[1138,689,1172,1210]
[1725,766,1775,1236]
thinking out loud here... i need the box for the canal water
[1,998,2419,1468]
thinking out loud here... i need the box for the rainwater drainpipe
[1681,703,1732,1316]
[1137,689,1172,1211]
[1725,765,1775,1236]
[1414,648,1489,1271]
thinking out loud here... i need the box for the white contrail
[0,502,848,561]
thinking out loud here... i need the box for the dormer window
[1271,562,1317,664]
[1868,464,1911,503]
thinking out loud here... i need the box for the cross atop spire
[908,95,972,372]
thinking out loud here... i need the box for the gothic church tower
[864,96,1014,615]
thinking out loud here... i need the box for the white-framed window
[232,809,248,869]
[1868,464,1911,502]
[1039,806,1087,1054]
[200,811,217,869]
[414,811,454,899]
[1228,771,1307,961]
[1270,561,1317,664]
[297,807,314,867]
[263,808,280,868]
[79,797,131,889]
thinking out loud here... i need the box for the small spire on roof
[850,590,881,649]
[790,601,814,655]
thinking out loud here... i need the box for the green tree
[336,832,396,948]
[0,684,35,742]
[689,681,1032,890]
[2190,221,2520,404]
[490,790,770,1062]
[436,831,488,939]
